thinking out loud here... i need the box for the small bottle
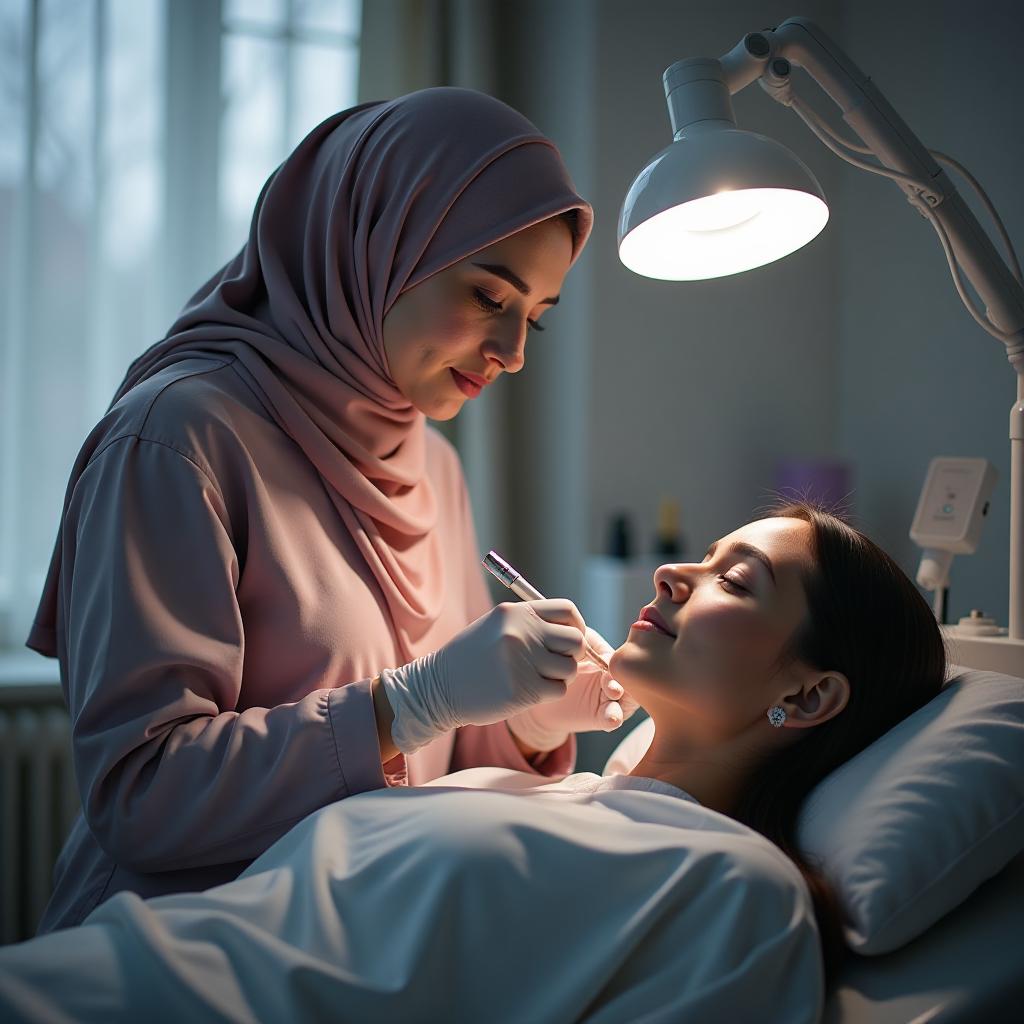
[606,512,634,560]
[652,498,684,559]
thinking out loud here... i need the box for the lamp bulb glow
[674,190,763,232]
[618,187,828,281]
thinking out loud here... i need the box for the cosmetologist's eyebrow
[471,262,560,306]
[704,540,777,586]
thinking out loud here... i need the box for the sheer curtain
[0,0,362,652]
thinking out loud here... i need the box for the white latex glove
[380,600,588,754]
[506,627,641,752]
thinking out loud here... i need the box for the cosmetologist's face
[609,517,816,741]
[382,216,573,420]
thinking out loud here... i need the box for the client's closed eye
[718,574,749,595]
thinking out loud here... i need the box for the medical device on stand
[910,455,997,615]
[616,16,1024,678]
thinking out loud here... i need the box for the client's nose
[653,564,692,602]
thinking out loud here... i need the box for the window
[0,0,361,648]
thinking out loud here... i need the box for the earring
[767,705,787,728]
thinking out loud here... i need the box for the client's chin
[609,643,657,689]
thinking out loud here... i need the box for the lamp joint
[759,75,794,107]
[907,189,944,215]
[745,33,771,58]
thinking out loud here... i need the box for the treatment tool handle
[482,550,609,671]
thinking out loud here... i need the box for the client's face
[382,217,572,421]
[609,517,815,740]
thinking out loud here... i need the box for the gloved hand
[506,627,641,752]
[380,600,589,754]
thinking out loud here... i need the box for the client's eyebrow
[471,262,560,306]
[704,541,777,586]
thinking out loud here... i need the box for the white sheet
[0,769,824,1023]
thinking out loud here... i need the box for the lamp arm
[777,93,1023,286]
[720,17,1024,364]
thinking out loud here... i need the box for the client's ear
[780,671,850,729]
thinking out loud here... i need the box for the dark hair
[731,499,946,985]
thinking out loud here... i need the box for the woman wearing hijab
[26,87,626,932]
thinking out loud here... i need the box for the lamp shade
[618,125,829,280]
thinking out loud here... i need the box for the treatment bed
[0,665,1020,1022]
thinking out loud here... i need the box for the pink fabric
[28,87,592,666]
[35,357,571,932]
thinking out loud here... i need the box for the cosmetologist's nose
[483,320,528,374]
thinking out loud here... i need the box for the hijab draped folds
[29,87,594,665]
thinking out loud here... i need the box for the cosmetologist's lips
[451,368,485,398]
[455,369,491,387]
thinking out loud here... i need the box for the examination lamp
[619,17,1024,669]
[618,56,829,281]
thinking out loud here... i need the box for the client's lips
[638,606,676,637]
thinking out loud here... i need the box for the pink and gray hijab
[30,87,593,663]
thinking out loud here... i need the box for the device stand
[1010,370,1024,639]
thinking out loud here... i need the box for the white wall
[501,0,843,595]
[497,0,1021,769]
[835,0,1023,627]
[504,0,1019,627]
[585,0,845,573]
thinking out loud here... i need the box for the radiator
[0,706,79,943]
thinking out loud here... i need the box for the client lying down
[0,501,945,1024]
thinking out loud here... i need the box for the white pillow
[602,668,1024,956]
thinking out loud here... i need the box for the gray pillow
[796,667,1024,953]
